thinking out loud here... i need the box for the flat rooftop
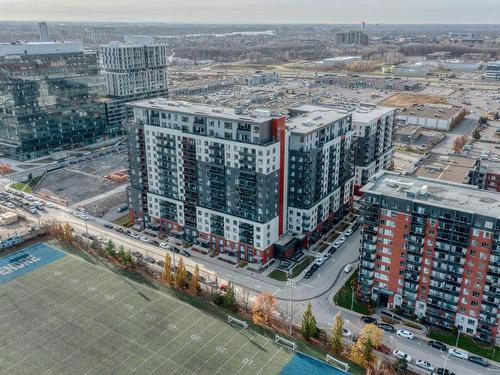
[413,153,476,184]
[398,104,463,121]
[0,41,83,56]
[287,109,350,134]
[290,103,394,123]
[362,170,500,218]
[128,99,276,123]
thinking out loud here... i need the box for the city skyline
[1,0,500,24]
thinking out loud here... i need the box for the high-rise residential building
[38,22,49,42]
[0,42,114,161]
[289,103,395,195]
[334,31,368,46]
[99,41,169,128]
[125,99,355,269]
[359,171,500,344]
[284,109,355,247]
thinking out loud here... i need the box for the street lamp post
[168,238,176,288]
[351,286,355,310]
[286,274,296,335]
[455,329,461,347]
[443,351,452,373]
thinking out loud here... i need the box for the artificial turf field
[0,243,346,375]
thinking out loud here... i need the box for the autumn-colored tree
[301,302,318,339]
[331,312,344,353]
[189,265,201,295]
[50,221,64,239]
[349,323,383,367]
[252,292,278,326]
[452,134,469,153]
[63,223,74,243]
[175,257,188,289]
[162,254,174,285]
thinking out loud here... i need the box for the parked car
[393,350,412,363]
[345,228,353,236]
[468,356,489,367]
[428,340,447,351]
[132,251,142,258]
[333,241,341,249]
[376,343,391,355]
[150,240,160,246]
[436,368,455,375]
[378,323,395,333]
[139,236,150,243]
[45,203,54,208]
[315,257,325,266]
[344,264,353,273]
[304,270,313,279]
[339,328,350,338]
[129,232,139,239]
[144,256,155,264]
[416,359,434,372]
[448,348,469,360]
[311,264,319,272]
[396,329,414,340]
[181,250,191,257]
[361,316,377,324]
[338,236,347,244]
[103,223,113,229]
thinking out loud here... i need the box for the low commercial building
[359,171,500,344]
[413,153,479,184]
[485,61,500,81]
[319,56,362,68]
[397,104,466,131]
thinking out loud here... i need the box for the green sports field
[0,244,347,375]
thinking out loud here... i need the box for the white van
[448,348,469,360]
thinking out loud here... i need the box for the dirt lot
[34,152,128,206]
[380,92,449,108]
[82,190,127,221]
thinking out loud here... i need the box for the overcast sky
[1,0,499,24]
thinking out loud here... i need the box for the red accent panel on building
[485,172,500,192]
[272,117,286,236]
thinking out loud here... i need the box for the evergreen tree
[224,283,236,309]
[301,302,318,339]
[331,312,344,353]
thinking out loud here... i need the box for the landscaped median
[427,328,500,363]
[268,255,315,281]
[333,271,374,316]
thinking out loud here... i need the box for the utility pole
[455,329,461,347]
[168,238,176,288]
[85,219,90,253]
[351,285,355,310]
[287,272,296,335]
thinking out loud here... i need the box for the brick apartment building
[125,99,354,269]
[359,171,500,344]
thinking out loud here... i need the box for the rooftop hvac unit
[419,185,428,196]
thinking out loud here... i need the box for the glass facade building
[0,47,117,160]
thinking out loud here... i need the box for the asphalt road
[2,182,498,375]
